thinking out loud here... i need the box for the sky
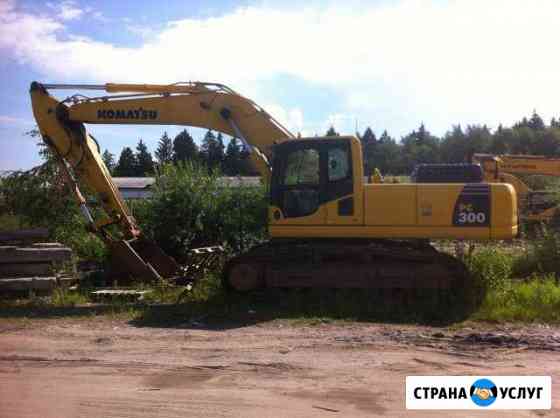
[1,0,560,170]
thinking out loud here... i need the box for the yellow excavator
[30,81,518,314]
[473,153,560,222]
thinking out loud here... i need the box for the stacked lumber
[0,229,75,294]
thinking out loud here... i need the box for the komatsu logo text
[97,108,158,120]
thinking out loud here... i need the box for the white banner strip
[406,376,551,410]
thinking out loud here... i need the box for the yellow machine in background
[473,153,560,222]
[30,81,518,315]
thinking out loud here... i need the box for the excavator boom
[34,82,294,180]
[30,81,293,282]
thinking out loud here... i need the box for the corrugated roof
[112,177,155,189]
[112,176,262,189]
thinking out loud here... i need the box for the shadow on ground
[0,287,482,330]
[130,287,480,329]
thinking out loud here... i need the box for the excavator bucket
[130,239,182,278]
[108,239,180,283]
[107,238,225,286]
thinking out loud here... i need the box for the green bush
[1,164,74,230]
[136,162,267,261]
[0,213,25,231]
[467,247,515,291]
[514,225,560,277]
[1,157,107,262]
[52,213,108,261]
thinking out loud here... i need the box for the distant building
[112,177,262,200]
[0,171,15,178]
[112,177,155,199]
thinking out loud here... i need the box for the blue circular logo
[470,378,497,407]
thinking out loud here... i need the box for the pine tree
[528,110,545,131]
[200,130,225,169]
[416,123,428,144]
[155,132,174,165]
[378,130,391,144]
[216,132,226,170]
[173,129,198,163]
[514,116,530,129]
[361,127,377,145]
[101,149,115,174]
[361,127,377,176]
[114,147,137,177]
[135,139,154,176]
[224,137,242,175]
[326,126,339,136]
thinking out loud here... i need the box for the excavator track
[223,239,481,320]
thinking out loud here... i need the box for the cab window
[283,148,320,185]
[328,147,350,181]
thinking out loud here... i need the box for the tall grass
[51,287,89,307]
[474,275,560,322]
[465,232,560,323]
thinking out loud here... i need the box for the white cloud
[91,10,108,23]
[2,0,560,136]
[326,113,358,134]
[0,0,15,15]
[126,24,156,39]
[262,104,304,134]
[47,0,84,21]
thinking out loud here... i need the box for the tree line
[356,111,560,176]
[103,129,252,177]
[104,111,560,177]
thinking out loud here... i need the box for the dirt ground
[0,315,559,418]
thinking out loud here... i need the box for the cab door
[270,144,326,225]
[324,141,360,225]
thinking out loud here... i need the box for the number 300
[458,212,486,224]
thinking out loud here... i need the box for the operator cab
[270,136,357,220]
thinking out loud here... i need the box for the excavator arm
[30,81,294,281]
[473,153,560,221]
